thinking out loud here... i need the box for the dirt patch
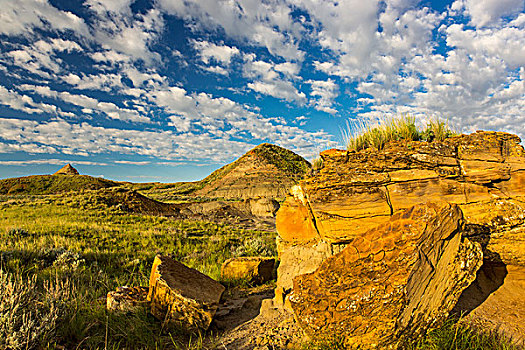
[206,286,304,350]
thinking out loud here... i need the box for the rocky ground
[208,286,303,350]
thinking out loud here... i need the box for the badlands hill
[195,143,311,200]
[137,143,311,202]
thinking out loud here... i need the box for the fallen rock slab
[221,257,275,284]
[289,202,483,349]
[106,286,148,312]
[147,255,225,331]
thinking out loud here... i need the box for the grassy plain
[0,191,275,349]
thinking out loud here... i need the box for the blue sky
[0,0,523,182]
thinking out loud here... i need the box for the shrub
[0,270,72,350]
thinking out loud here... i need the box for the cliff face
[275,131,525,346]
[195,143,311,201]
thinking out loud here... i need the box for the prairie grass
[0,193,276,349]
[343,115,456,151]
[312,157,324,171]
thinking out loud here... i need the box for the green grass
[299,316,519,350]
[0,194,276,349]
[405,316,519,350]
[343,115,456,151]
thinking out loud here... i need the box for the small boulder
[221,257,275,284]
[247,198,280,217]
[106,286,148,312]
[53,163,79,175]
[147,255,225,331]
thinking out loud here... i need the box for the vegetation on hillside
[343,115,456,151]
[0,174,118,195]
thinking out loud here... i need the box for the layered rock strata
[289,202,482,348]
[147,255,225,331]
[275,131,525,343]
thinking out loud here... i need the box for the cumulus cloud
[86,1,164,65]
[192,40,240,65]
[19,85,151,123]
[157,0,305,61]
[0,117,335,163]
[0,86,57,115]
[0,0,89,36]
[308,79,339,114]
[243,54,306,104]
[0,159,109,166]
[451,0,525,28]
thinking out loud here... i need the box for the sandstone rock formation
[275,131,525,344]
[147,255,225,331]
[53,163,79,175]
[221,257,275,284]
[290,202,482,348]
[106,286,148,312]
[195,143,310,201]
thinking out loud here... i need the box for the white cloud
[243,54,306,104]
[0,116,333,163]
[247,80,307,104]
[157,0,305,61]
[0,159,109,166]
[19,85,151,123]
[114,160,151,165]
[308,79,339,114]
[192,40,240,65]
[201,65,229,76]
[452,0,525,28]
[445,24,525,69]
[0,86,57,115]
[87,2,164,65]
[0,0,89,36]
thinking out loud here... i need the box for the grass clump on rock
[343,114,456,151]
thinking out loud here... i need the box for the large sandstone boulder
[221,257,275,284]
[274,131,525,343]
[147,255,225,331]
[289,202,482,348]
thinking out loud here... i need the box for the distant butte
[53,163,80,175]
